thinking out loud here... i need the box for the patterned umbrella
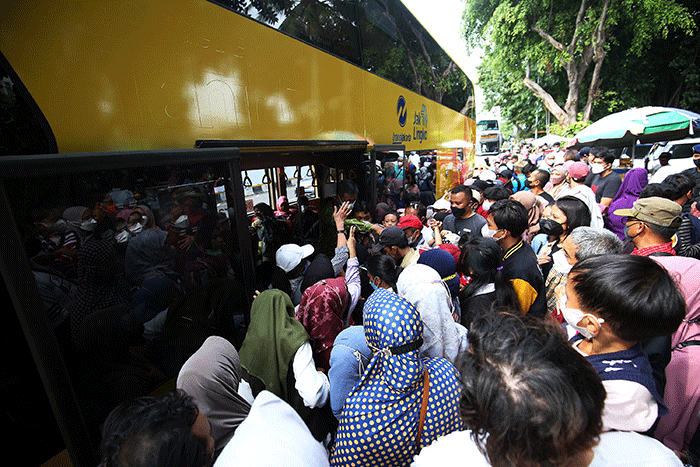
[568,107,700,149]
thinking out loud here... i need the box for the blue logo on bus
[397,96,407,127]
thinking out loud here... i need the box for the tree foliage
[463,0,697,130]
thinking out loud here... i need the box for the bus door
[0,147,253,467]
[370,145,405,209]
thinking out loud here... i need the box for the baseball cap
[613,196,682,228]
[432,198,451,211]
[276,243,314,273]
[371,226,407,254]
[693,144,700,154]
[568,161,589,181]
[397,214,423,230]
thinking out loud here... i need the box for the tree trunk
[523,77,575,127]
[527,0,611,129]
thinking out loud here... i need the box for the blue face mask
[370,281,378,291]
[624,221,642,240]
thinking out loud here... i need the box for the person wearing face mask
[397,214,426,250]
[482,199,546,318]
[63,206,98,247]
[613,196,682,257]
[478,186,510,219]
[547,226,622,322]
[537,196,592,279]
[563,255,685,434]
[588,150,622,213]
[566,161,605,228]
[441,185,487,239]
[545,164,571,200]
[371,226,419,268]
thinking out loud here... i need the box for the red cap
[397,214,423,230]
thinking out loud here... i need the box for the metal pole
[228,158,256,325]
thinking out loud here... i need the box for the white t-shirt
[411,430,682,467]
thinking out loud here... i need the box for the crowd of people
[23,144,700,467]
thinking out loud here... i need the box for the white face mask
[129,222,144,235]
[80,218,97,232]
[481,200,493,212]
[172,215,189,230]
[559,295,604,340]
[590,163,605,174]
[115,230,131,244]
[481,223,502,239]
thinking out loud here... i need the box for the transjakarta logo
[393,97,428,144]
[397,95,407,127]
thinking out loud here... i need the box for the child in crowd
[562,254,685,433]
[381,210,399,228]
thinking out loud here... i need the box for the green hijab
[239,289,309,401]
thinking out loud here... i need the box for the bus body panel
[0,0,474,154]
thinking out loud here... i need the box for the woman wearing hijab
[295,277,350,373]
[330,288,463,467]
[417,248,461,311]
[328,325,372,419]
[396,264,468,365]
[132,204,157,230]
[274,196,293,220]
[545,164,571,200]
[239,289,333,441]
[510,190,547,243]
[124,228,177,288]
[177,336,252,463]
[604,168,649,240]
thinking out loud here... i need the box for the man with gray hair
[545,227,623,318]
[562,226,624,266]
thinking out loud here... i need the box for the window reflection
[210,0,474,116]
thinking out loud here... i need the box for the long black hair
[459,237,520,326]
[364,254,401,291]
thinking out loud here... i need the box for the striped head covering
[330,288,462,467]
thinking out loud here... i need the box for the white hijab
[397,263,469,364]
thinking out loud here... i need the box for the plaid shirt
[631,242,676,257]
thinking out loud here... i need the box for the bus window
[244,168,272,214]
[283,165,316,204]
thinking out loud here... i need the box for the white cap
[478,169,497,181]
[432,198,451,211]
[276,244,314,273]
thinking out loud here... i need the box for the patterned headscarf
[295,277,350,372]
[69,239,127,343]
[330,288,462,467]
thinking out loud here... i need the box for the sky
[400,0,494,118]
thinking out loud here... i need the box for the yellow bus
[0,1,475,465]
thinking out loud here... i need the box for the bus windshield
[477,120,499,131]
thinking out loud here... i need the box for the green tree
[463,0,696,129]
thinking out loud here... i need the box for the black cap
[371,226,407,253]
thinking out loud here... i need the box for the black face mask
[694,158,700,168]
[539,218,564,237]
[451,206,467,218]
